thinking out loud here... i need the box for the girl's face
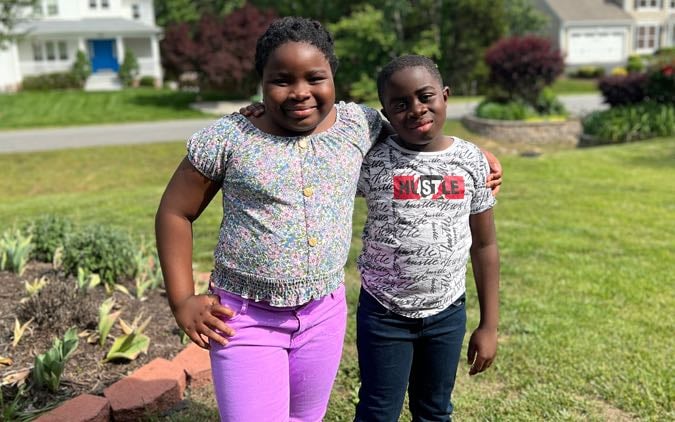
[260,42,336,136]
[381,66,450,152]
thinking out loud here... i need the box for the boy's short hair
[377,55,444,104]
[255,16,339,77]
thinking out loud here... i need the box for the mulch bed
[0,261,187,414]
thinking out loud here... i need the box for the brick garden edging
[35,344,212,422]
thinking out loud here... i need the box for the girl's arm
[155,157,235,349]
[466,208,500,375]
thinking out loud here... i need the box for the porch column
[116,35,124,65]
[150,34,162,80]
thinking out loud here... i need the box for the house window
[636,0,660,9]
[636,25,659,50]
[58,41,68,60]
[46,0,58,16]
[32,42,43,61]
[670,0,675,8]
[101,0,109,8]
[45,41,56,61]
[132,4,140,19]
[33,3,43,16]
[89,0,97,8]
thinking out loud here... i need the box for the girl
[156,17,500,422]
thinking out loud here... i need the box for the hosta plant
[32,327,79,392]
[24,276,48,297]
[104,313,152,362]
[0,228,32,275]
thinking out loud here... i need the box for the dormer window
[89,0,97,9]
[102,0,109,8]
[46,0,58,16]
[132,4,141,19]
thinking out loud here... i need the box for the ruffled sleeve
[186,117,235,181]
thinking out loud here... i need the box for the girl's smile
[255,42,336,137]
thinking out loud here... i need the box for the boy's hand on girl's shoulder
[481,149,503,196]
[173,294,236,350]
[467,326,498,376]
[238,102,265,117]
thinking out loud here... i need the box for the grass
[0,89,216,130]
[550,77,599,95]
[1,133,673,421]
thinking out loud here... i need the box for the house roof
[15,18,161,36]
[543,0,632,23]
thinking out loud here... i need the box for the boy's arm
[155,157,235,349]
[467,208,500,375]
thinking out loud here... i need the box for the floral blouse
[187,102,382,306]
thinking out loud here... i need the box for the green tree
[71,50,91,88]
[329,4,396,102]
[504,0,548,36]
[0,0,39,49]
[118,50,139,87]
[154,0,247,26]
[439,0,506,95]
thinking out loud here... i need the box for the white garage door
[567,28,625,65]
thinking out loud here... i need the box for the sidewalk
[0,94,605,154]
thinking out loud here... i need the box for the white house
[0,0,162,92]
[536,0,675,67]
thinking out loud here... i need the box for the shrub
[139,75,156,87]
[626,55,645,73]
[572,66,605,79]
[476,100,535,120]
[62,225,136,285]
[534,87,567,115]
[485,35,564,106]
[24,215,73,262]
[21,72,81,91]
[598,74,647,106]
[118,50,139,87]
[582,102,675,144]
[349,74,378,103]
[17,279,97,329]
[646,63,675,104]
[611,67,628,76]
[71,50,91,87]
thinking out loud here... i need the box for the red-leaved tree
[161,3,277,95]
[484,35,563,106]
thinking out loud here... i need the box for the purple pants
[209,284,347,422]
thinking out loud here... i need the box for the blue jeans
[354,289,466,422]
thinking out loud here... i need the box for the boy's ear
[442,86,450,102]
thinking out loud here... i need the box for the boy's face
[381,66,450,151]
[261,41,336,136]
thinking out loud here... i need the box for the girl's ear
[442,86,450,102]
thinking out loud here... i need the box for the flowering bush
[598,73,647,106]
[484,35,564,106]
[646,63,675,103]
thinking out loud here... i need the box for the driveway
[0,94,605,154]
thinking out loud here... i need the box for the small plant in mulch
[0,216,188,420]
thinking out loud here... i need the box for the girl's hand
[481,149,503,196]
[239,102,265,117]
[467,326,497,376]
[173,294,236,349]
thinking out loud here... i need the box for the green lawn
[550,77,599,94]
[1,137,673,421]
[0,89,214,130]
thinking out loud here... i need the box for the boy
[355,55,500,422]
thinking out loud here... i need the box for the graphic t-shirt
[357,137,495,318]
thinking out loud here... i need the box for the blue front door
[89,40,118,72]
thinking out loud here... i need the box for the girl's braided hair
[255,16,339,76]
